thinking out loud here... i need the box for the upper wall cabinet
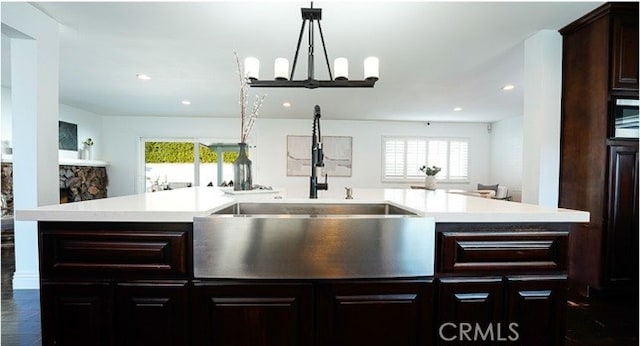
[611,11,639,90]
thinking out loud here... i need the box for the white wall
[522,30,562,207]
[254,119,490,195]
[1,87,104,159]
[489,116,523,201]
[58,103,104,159]
[102,115,491,197]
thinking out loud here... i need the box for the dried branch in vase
[234,52,266,143]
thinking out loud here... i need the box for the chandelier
[245,2,379,89]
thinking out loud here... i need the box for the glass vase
[233,142,253,191]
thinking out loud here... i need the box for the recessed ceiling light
[282,102,291,108]
[502,84,515,91]
[181,100,191,105]
[136,73,151,80]
[453,107,463,112]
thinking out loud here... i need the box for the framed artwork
[58,121,78,151]
[287,135,352,176]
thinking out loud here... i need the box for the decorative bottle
[233,142,252,191]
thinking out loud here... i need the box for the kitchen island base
[38,220,571,345]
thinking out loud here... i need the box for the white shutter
[427,140,448,179]
[382,137,469,182]
[449,140,468,180]
[406,139,427,178]
[384,138,405,178]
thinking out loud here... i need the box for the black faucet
[310,105,328,198]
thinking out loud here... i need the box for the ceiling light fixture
[136,73,151,81]
[502,84,515,91]
[247,2,379,89]
[454,107,463,112]
[283,102,292,108]
[181,100,191,105]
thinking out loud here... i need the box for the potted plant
[419,165,441,190]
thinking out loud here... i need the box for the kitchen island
[17,187,588,346]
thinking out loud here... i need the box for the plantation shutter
[406,139,427,178]
[384,138,405,178]
[427,140,448,179]
[449,140,469,180]
[382,137,469,181]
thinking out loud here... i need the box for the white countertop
[15,186,589,223]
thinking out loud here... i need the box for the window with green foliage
[145,142,238,163]
[143,140,241,192]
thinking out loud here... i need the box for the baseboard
[12,271,40,290]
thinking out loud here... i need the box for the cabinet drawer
[41,227,190,279]
[438,231,568,273]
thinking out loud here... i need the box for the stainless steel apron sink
[194,202,434,279]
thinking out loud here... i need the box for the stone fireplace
[1,162,109,209]
[59,165,108,203]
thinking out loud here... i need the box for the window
[382,137,469,182]
[141,139,239,192]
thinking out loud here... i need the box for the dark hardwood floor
[0,237,637,345]
[1,245,41,346]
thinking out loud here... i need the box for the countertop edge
[13,187,591,224]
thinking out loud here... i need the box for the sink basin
[213,202,418,216]
[195,201,434,280]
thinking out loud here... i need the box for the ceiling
[1,1,603,122]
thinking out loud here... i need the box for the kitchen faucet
[310,105,328,198]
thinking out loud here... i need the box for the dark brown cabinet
[41,282,113,346]
[38,220,580,345]
[39,222,192,346]
[504,276,567,346]
[436,275,566,346]
[42,281,189,346]
[559,2,639,294]
[192,280,433,346]
[437,277,504,334]
[317,280,433,346]
[605,144,639,285]
[435,224,570,345]
[191,281,313,346]
[115,282,189,346]
[611,11,639,90]
[438,230,568,273]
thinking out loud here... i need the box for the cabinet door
[505,276,567,346]
[115,281,188,346]
[611,12,639,90]
[41,281,113,346]
[437,277,503,345]
[605,145,639,285]
[191,282,313,346]
[316,280,433,346]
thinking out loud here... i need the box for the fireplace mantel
[59,158,109,167]
[1,154,109,167]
